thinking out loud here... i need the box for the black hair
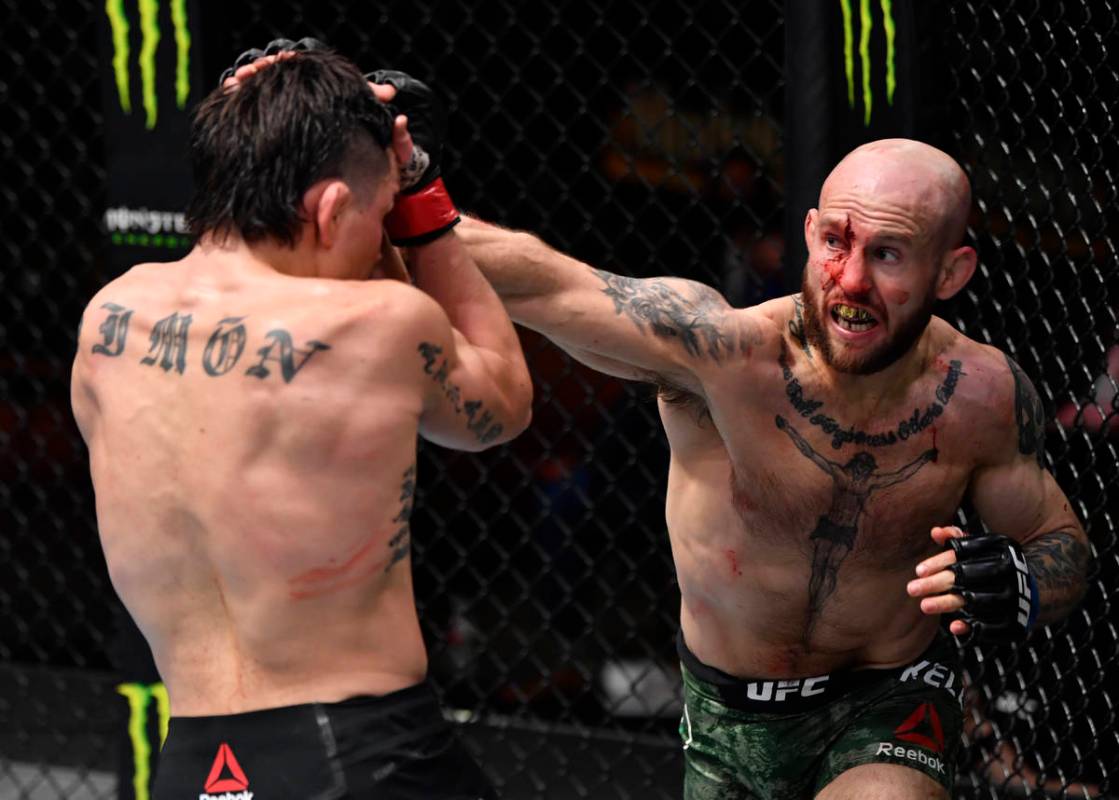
[185,50,394,247]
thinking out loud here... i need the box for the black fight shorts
[152,682,495,800]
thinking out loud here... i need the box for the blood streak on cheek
[725,549,744,578]
[820,256,846,291]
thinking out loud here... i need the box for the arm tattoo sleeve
[1024,529,1091,622]
[592,270,738,361]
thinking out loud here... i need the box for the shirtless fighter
[456,138,1091,799]
[71,44,530,798]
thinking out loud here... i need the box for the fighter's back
[73,253,445,715]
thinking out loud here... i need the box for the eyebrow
[819,218,912,245]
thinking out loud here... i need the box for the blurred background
[1,1,1116,798]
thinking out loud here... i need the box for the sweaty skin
[456,139,1089,683]
[72,234,529,717]
[72,56,532,718]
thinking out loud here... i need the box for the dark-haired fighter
[71,47,530,799]
[457,139,1091,799]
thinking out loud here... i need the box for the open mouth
[830,303,879,333]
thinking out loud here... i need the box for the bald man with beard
[457,139,1091,800]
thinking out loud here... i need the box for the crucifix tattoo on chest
[775,414,938,639]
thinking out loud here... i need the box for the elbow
[492,379,534,445]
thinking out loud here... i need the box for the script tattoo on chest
[385,465,416,574]
[88,303,329,383]
[779,341,965,449]
[776,414,938,640]
[1005,354,1047,467]
[418,342,504,444]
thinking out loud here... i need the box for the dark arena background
[2,1,1116,798]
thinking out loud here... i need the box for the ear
[804,208,818,250]
[307,180,352,249]
[935,245,977,300]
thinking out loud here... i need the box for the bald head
[821,139,971,249]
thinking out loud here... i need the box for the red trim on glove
[385,178,460,245]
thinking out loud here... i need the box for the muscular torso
[73,258,431,715]
[662,298,1006,677]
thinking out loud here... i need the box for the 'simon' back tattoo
[88,302,330,383]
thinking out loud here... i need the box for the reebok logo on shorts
[873,703,947,775]
[200,742,253,800]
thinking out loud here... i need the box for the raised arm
[456,216,754,393]
[391,276,529,452]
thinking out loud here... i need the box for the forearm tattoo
[1025,529,1091,622]
[1005,354,1047,467]
[89,302,329,382]
[591,270,738,361]
[418,342,504,444]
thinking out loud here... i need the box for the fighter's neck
[802,331,934,408]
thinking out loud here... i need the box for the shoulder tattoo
[1005,354,1047,467]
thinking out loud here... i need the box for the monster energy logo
[839,0,896,125]
[118,681,170,800]
[105,0,192,129]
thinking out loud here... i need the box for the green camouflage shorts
[678,632,963,799]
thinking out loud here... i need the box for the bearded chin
[800,276,934,375]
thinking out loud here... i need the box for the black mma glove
[949,534,1039,643]
[365,69,460,246]
[218,37,328,86]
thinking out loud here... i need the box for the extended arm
[456,216,755,393]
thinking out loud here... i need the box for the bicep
[511,267,746,393]
[968,454,1081,547]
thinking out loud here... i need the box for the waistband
[166,680,446,746]
[678,629,958,713]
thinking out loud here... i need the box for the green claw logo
[838,0,896,126]
[118,682,169,800]
[105,0,192,129]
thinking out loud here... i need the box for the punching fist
[910,526,1039,643]
[366,70,461,246]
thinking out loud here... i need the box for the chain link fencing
[1,1,1115,799]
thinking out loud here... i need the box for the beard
[800,273,935,375]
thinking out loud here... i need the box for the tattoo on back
[776,414,938,640]
[1005,354,1047,467]
[780,340,965,449]
[418,342,504,444]
[88,302,329,383]
[591,270,738,361]
[385,465,416,574]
